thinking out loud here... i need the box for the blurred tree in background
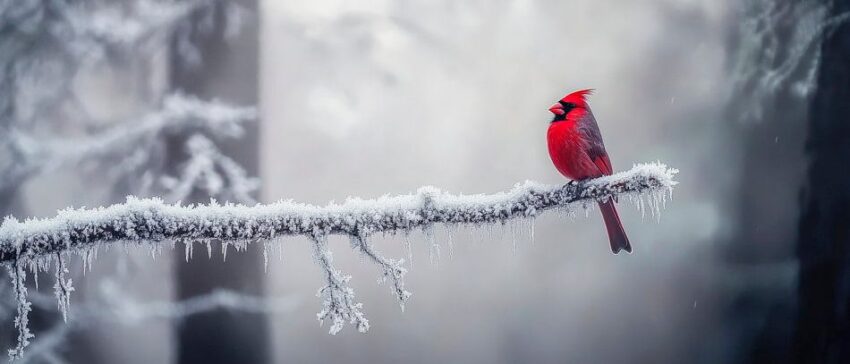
[166,0,269,362]
[795,0,850,362]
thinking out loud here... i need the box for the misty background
[1,0,841,363]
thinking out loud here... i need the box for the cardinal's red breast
[547,121,601,180]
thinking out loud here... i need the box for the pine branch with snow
[0,93,256,193]
[0,0,262,360]
[161,134,260,204]
[7,281,297,363]
[0,162,677,358]
[0,0,255,195]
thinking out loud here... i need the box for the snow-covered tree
[725,1,850,362]
[0,0,260,360]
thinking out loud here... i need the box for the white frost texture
[0,162,677,358]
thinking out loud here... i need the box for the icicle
[185,241,193,262]
[426,226,440,265]
[510,221,518,253]
[222,242,228,262]
[446,226,455,260]
[206,241,213,259]
[469,225,481,247]
[404,233,414,269]
[486,224,494,242]
[82,249,95,275]
[53,253,74,322]
[637,194,646,218]
[32,264,38,291]
[263,242,269,273]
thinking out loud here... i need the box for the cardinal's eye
[559,101,576,113]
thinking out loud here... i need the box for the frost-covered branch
[311,235,370,334]
[83,281,298,326]
[0,93,256,192]
[0,162,677,357]
[0,163,677,264]
[10,282,297,364]
[6,262,33,359]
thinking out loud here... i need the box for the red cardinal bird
[547,89,632,254]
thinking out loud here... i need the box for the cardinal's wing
[578,112,613,176]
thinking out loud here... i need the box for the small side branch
[312,235,369,334]
[7,262,33,360]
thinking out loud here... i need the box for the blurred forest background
[1,0,848,363]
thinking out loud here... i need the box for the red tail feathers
[598,200,631,254]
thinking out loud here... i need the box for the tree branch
[0,92,256,192]
[0,162,677,357]
[0,162,677,264]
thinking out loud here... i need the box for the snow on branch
[0,92,256,192]
[0,162,677,358]
[0,163,677,263]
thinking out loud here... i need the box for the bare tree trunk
[794,1,850,362]
[168,1,268,363]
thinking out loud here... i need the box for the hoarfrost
[0,162,677,355]
[311,235,368,334]
[7,263,33,360]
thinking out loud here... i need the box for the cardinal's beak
[549,103,565,115]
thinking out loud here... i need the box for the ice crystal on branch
[312,235,369,334]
